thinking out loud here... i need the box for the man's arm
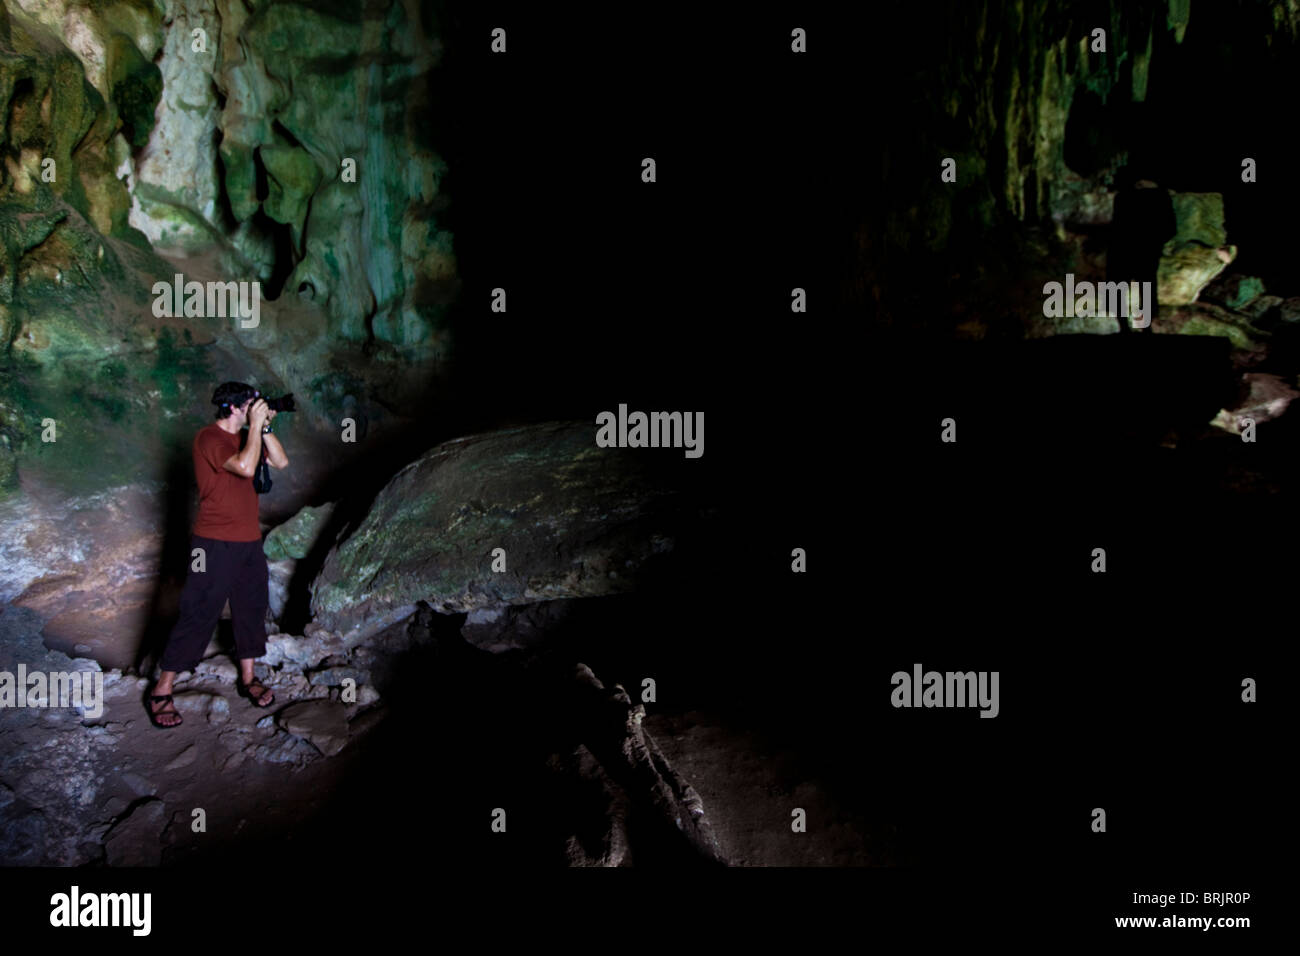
[264,432,289,470]
[224,428,263,478]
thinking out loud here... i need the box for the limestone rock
[164,743,198,771]
[129,0,224,251]
[556,663,725,866]
[1224,275,1266,311]
[306,665,369,688]
[265,557,294,623]
[106,31,162,149]
[354,685,381,707]
[1280,298,1300,324]
[1243,295,1284,324]
[218,750,246,772]
[103,798,165,866]
[193,658,238,684]
[0,807,46,865]
[262,629,347,670]
[1153,192,1235,306]
[1158,304,1265,352]
[250,729,320,769]
[261,142,321,241]
[1,482,169,669]
[119,772,156,798]
[461,600,574,654]
[264,501,337,561]
[1158,242,1234,306]
[172,692,220,716]
[1211,373,1300,434]
[275,699,349,757]
[210,0,455,357]
[308,421,693,644]
[554,744,631,868]
[1167,192,1228,248]
[205,696,230,725]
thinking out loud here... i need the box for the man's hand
[248,398,269,429]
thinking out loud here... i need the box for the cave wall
[843,0,1300,332]
[0,0,458,502]
[26,0,462,354]
[212,0,458,350]
[0,0,167,494]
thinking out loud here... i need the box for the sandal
[148,694,183,729]
[237,676,275,708]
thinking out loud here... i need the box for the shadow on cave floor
[131,446,202,675]
[164,599,905,869]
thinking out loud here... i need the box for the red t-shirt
[191,423,261,542]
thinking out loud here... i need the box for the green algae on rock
[264,501,338,562]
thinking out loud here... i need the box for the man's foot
[148,694,183,728]
[238,676,274,708]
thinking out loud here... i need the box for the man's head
[212,381,260,427]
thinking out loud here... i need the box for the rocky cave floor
[0,591,902,868]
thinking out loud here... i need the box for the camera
[246,391,294,496]
[250,391,296,413]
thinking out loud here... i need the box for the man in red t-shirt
[149,382,291,728]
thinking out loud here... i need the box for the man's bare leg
[150,670,182,726]
[239,658,274,706]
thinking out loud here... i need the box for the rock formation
[309,420,696,645]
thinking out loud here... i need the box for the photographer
[148,382,290,728]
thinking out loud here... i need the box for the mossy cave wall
[0,0,458,500]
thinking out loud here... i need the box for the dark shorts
[159,534,269,673]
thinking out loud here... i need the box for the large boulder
[1157,192,1235,306]
[263,500,338,620]
[309,421,695,645]
[264,501,337,562]
[0,482,169,669]
[1158,242,1235,306]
